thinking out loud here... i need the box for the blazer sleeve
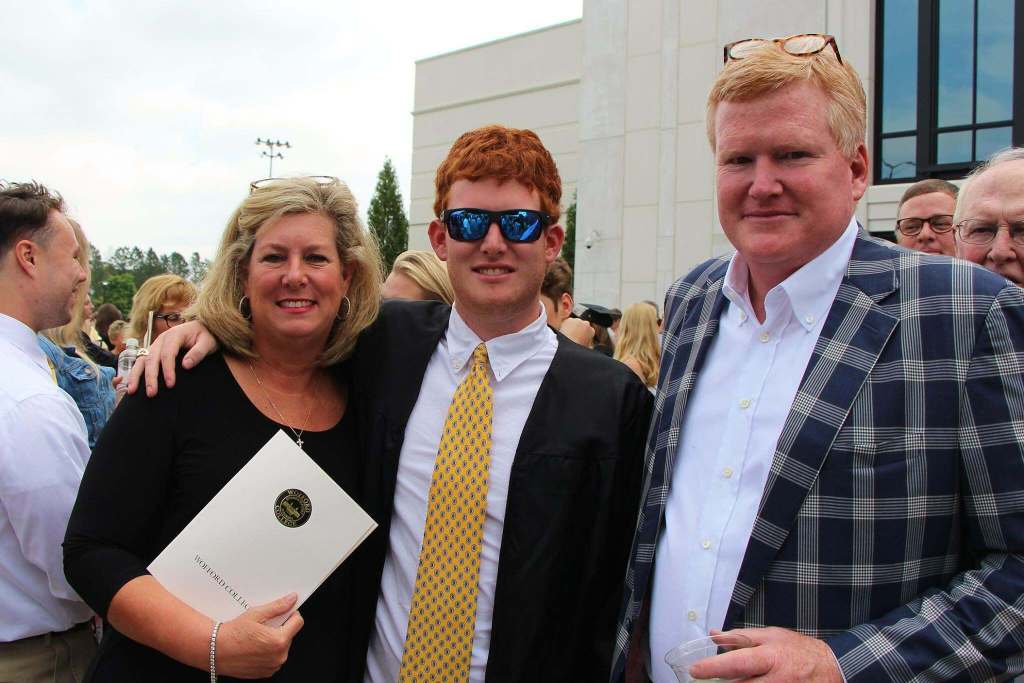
[826,283,1024,682]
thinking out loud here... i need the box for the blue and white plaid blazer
[611,234,1024,682]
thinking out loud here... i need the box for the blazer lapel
[628,273,729,619]
[652,278,728,492]
[725,236,901,626]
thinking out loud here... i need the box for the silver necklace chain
[248,360,319,450]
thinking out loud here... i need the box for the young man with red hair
[352,125,651,682]
[134,125,651,682]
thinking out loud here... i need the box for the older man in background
[613,35,1024,682]
[955,147,1024,286]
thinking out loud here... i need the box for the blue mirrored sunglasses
[441,208,550,243]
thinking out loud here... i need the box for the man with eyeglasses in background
[612,34,1024,683]
[894,179,958,256]
[129,126,653,682]
[955,147,1024,286]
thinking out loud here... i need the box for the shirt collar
[446,303,555,382]
[0,312,50,375]
[722,215,859,331]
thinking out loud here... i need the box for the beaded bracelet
[209,621,222,682]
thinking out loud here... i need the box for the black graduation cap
[574,302,615,328]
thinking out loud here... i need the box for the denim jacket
[37,334,116,448]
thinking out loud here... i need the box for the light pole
[255,138,291,177]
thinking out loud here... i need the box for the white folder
[148,430,376,626]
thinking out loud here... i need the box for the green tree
[134,248,165,287]
[95,273,136,315]
[367,158,408,273]
[165,251,190,279]
[562,192,577,274]
[88,245,109,297]
[110,246,142,273]
[188,252,209,284]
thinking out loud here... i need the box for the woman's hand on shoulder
[126,321,219,397]
[215,594,304,679]
[559,317,595,347]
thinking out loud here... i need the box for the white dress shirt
[0,313,92,641]
[648,219,858,682]
[365,304,557,682]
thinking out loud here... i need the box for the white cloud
[2,0,582,258]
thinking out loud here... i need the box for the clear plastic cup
[663,632,753,682]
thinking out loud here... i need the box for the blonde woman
[613,302,660,389]
[107,319,129,356]
[127,274,197,346]
[382,249,455,304]
[65,177,382,680]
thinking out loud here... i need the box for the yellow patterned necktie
[400,343,493,682]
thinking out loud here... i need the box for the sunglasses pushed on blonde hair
[707,33,866,158]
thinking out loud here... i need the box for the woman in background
[106,320,129,356]
[94,303,123,350]
[127,274,197,346]
[381,249,454,304]
[72,295,117,367]
[613,302,660,391]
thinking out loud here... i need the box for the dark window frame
[874,0,1024,184]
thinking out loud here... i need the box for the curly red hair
[433,125,562,222]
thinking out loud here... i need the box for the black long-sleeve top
[64,353,360,682]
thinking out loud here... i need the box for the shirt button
[687,610,698,621]
[805,315,815,324]
[738,398,751,409]
[723,467,734,478]
[759,332,770,343]
[701,539,712,550]
[739,312,747,322]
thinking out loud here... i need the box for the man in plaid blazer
[612,37,1024,683]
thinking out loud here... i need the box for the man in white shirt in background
[0,181,95,681]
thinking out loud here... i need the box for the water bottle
[115,338,140,402]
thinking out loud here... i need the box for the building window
[875,0,1022,183]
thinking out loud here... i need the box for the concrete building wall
[408,20,583,251]
[409,2,922,306]
[573,0,886,308]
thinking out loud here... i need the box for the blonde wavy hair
[706,42,866,158]
[194,176,382,365]
[42,219,101,376]
[107,319,129,346]
[391,250,455,304]
[128,274,197,342]
[613,302,661,387]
